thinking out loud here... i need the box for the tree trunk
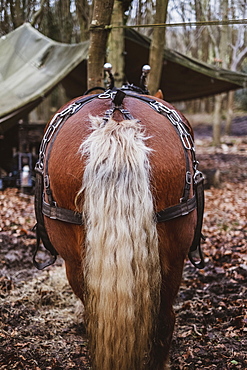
[213,94,223,146]
[9,0,23,28]
[75,0,91,41]
[59,0,73,44]
[148,0,168,96]
[212,0,228,146]
[225,90,234,135]
[31,0,46,26]
[108,0,125,87]
[87,0,114,90]
[227,25,247,135]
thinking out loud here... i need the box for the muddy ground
[0,117,246,369]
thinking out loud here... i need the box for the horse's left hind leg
[65,260,84,301]
[44,220,85,301]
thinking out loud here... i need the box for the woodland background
[0,0,247,144]
[0,1,247,369]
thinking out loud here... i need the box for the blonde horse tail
[77,116,161,370]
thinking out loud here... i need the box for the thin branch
[30,0,46,26]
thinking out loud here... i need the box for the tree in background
[148,0,168,95]
[0,0,91,43]
[87,0,114,90]
[108,0,133,87]
[165,0,247,144]
[211,0,229,146]
[226,0,247,134]
[75,0,91,41]
[0,0,246,144]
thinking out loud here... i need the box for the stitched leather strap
[42,200,83,225]
[188,171,205,269]
[33,172,58,270]
[41,197,196,225]
[156,195,196,223]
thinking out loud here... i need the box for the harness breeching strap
[34,89,205,270]
[188,170,205,269]
[33,171,58,270]
[33,94,97,269]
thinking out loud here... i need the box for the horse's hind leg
[65,259,84,301]
[147,257,186,370]
[147,293,175,369]
[44,220,85,301]
[146,287,175,370]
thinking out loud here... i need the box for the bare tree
[108,0,125,87]
[31,0,47,27]
[225,0,247,134]
[211,0,229,146]
[127,0,155,37]
[0,0,37,34]
[87,0,115,90]
[75,0,91,41]
[148,0,169,96]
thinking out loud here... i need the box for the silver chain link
[149,101,194,151]
[35,101,83,174]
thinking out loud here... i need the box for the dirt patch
[0,131,246,369]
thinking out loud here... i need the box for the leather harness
[34,88,205,270]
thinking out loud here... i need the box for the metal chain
[149,100,203,185]
[35,101,83,174]
[149,101,194,151]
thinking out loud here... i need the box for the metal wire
[104,18,247,30]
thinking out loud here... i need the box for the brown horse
[35,88,203,369]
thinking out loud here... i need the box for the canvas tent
[0,23,88,133]
[0,22,247,133]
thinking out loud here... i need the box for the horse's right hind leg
[146,293,175,370]
[147,252,186,370]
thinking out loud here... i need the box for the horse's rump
[41,95,197,369]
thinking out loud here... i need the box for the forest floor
[0,115,246,369]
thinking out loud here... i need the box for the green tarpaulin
[124,29,247,101]
[0,23,88,133]
[0,23,247,133]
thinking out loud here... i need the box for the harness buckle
[186,171,192,185]
[181,203,190,216]
[44,175,50,189]
[49,202,58,219]
[98,90,116,100]
[194,169,204,185]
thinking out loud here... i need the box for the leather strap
[190,172,205,252]
[42,199,83,225]
[188,171,205,269]
[33,225,57,270]
[33,172,58,270]
[156,195,196,223]
[41,196,196,226]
